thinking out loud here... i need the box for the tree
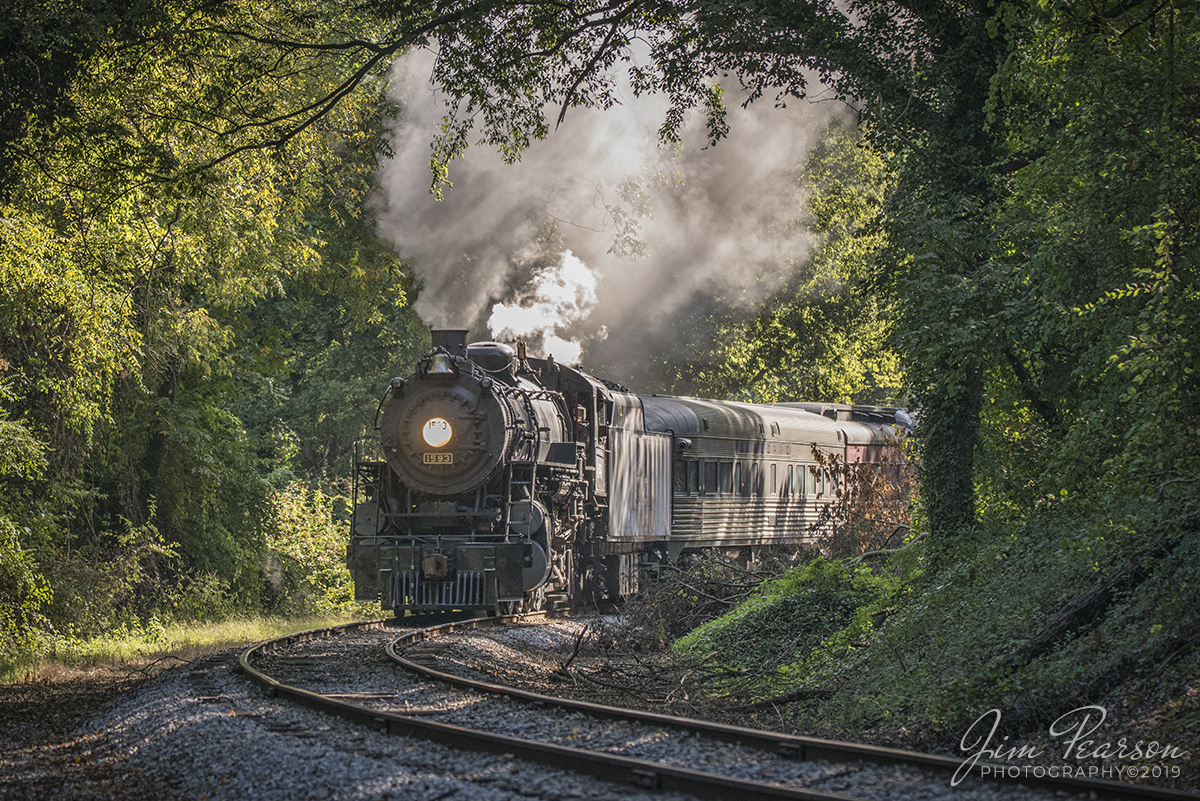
[0,0,198,189]
[0,0,428,637]
[87,0,996,545]
[980,2,1199,534]
[673,121,901,406]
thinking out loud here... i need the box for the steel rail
[386,614,1199,801]
[238,615,863,801]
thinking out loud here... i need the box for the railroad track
[240,616,1192,801]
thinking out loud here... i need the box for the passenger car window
[719,462,733,494]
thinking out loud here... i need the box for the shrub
[263,482,365,616]
[0,518,53,650]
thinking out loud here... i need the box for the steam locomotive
[347,329,910,614]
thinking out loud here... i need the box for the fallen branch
[851,532,926,564]
[995,535,1174,672]
[120,654,190,687]
[1003,617,1200,732]
[556,623,591,675]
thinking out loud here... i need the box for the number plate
[423,452,453,464]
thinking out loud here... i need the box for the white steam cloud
[487,251,598,364]
[376,49,845,378]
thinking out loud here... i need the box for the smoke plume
[376,49,845,382]
[487,251,598,365]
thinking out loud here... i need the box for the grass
[1,613,379,684]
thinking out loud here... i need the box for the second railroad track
[239,615,1191,801]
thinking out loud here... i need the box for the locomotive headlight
[422,417,453,448]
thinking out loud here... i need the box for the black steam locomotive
[348,330,910,614]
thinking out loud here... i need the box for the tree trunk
[919,361,983,562]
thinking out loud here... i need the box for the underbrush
[789,521,1200,742]
[660,517,1200,788]
[621,547,824,648]
[674,558,893,678]
[2,482,376,683]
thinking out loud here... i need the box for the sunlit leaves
[680,122,900,405]
[0,0,423,640]
[980,1,1200,534]
[0,209,140,444]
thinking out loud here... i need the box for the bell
[427,352,455,376]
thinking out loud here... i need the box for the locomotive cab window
[687,461,700,494]
[673,458,686,494]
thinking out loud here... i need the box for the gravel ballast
[0,620,1151,801]
[6,643,696,801]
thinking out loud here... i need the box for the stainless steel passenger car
[644,396,907,558]
[348,330,909,615]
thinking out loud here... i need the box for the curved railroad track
[239,616,1193,801]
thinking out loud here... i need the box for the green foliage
[674,558,894,678]
[673,514,1199,762]
[41,512,178,639]
[165,572,241,623]
[0,212,139,448]
[145,399,269,602]
[0,0,425,655]
[228,245,425,483]
[0,379,53,649]
[970,2,1200,543]
[792,521,1200,744]
[262,483,366,616]
[0,0,195,187]
[0,519,53,650]
[653,122,902,404]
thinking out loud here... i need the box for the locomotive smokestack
[430,328,469,355]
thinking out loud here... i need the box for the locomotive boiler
[347,329,910,615]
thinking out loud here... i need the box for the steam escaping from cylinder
[377,49,845,384]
